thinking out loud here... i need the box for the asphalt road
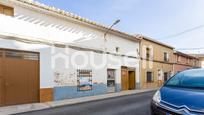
[17,91,155,115]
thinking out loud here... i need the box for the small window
[116,47,120,53]
[77,69,92,91]
[164,52,169,62]
[107,69,115,87]
[164,72,169,82]
[0,4,14,16]
[146,47,150,59]
[146,71,153,83]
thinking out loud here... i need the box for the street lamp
[104,19,120,41]
[103,19,120,51]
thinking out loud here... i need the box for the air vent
[5,51,39,60]
[6,51,24,59]
[23,52,39,60]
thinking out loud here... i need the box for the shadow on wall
[15,13,99,43]
[54,83,122,101]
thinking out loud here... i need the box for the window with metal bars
[146,71,153,83]
[77,69,92,91]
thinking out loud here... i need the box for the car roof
[180,68,204,76]
[183,68,204,72]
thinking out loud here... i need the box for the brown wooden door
[0,4,14,16]
[0,50,39,106]
[128,71,136,90]
[121,67,129,90]
[0,51,4,106]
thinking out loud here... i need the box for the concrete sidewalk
[0,88,157,115]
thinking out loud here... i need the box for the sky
[35,0,204,53]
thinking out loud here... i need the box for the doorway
[107,69,115,93]
[121,67,136,91]
[128,71,135,90]
[0,49,39,106]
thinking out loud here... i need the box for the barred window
[147,71,153,83]
[77,69,92,91]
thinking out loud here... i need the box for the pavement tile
[0,88,158,115]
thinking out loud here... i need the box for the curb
[0,88,157,115]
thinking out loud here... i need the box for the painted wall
[0,1,140,101]
[140,39,174,89]
[141,61,173,89]
[140,39,174,63]
[173,65,192,74]
[173,53,200,74]
[200,57,204,68]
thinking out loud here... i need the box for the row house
[0,0,202,107]
[0,0,141,107]
[173,51,200,74]
[139,36,174,89]
[191,54,204,68]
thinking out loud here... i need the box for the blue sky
[35,0,204,53]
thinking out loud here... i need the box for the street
[17,91,155,115]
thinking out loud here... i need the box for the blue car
[151,69,204,115]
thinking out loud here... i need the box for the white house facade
[0,0,141,106]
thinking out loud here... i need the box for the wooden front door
[121,67,136,91]
[0,49,39,106]
[128,71,135,90]
[121,67,129,90]
[0,51,4,106]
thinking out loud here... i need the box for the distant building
[173,51,200,74]
[191,54,204,68]
[197,54,204,68]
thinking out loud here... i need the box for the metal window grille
[77,69,92,91]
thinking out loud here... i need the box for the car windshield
[165,69,204,89]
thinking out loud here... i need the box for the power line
[158,24,204,40]
[177,47,204,50]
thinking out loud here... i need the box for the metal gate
[0,49,39,106]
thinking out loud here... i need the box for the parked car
[151,69,204,115]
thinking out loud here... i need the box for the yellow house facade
[140,36,174,89]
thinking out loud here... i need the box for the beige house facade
[140,36,174,89]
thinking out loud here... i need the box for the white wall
[202,61,204,68]
[0,2,140,89]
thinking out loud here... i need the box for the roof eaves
[139,35,174,49]
[174,51,199,59]
[13,0,141,41]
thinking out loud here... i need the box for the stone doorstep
[0,88,158,115]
